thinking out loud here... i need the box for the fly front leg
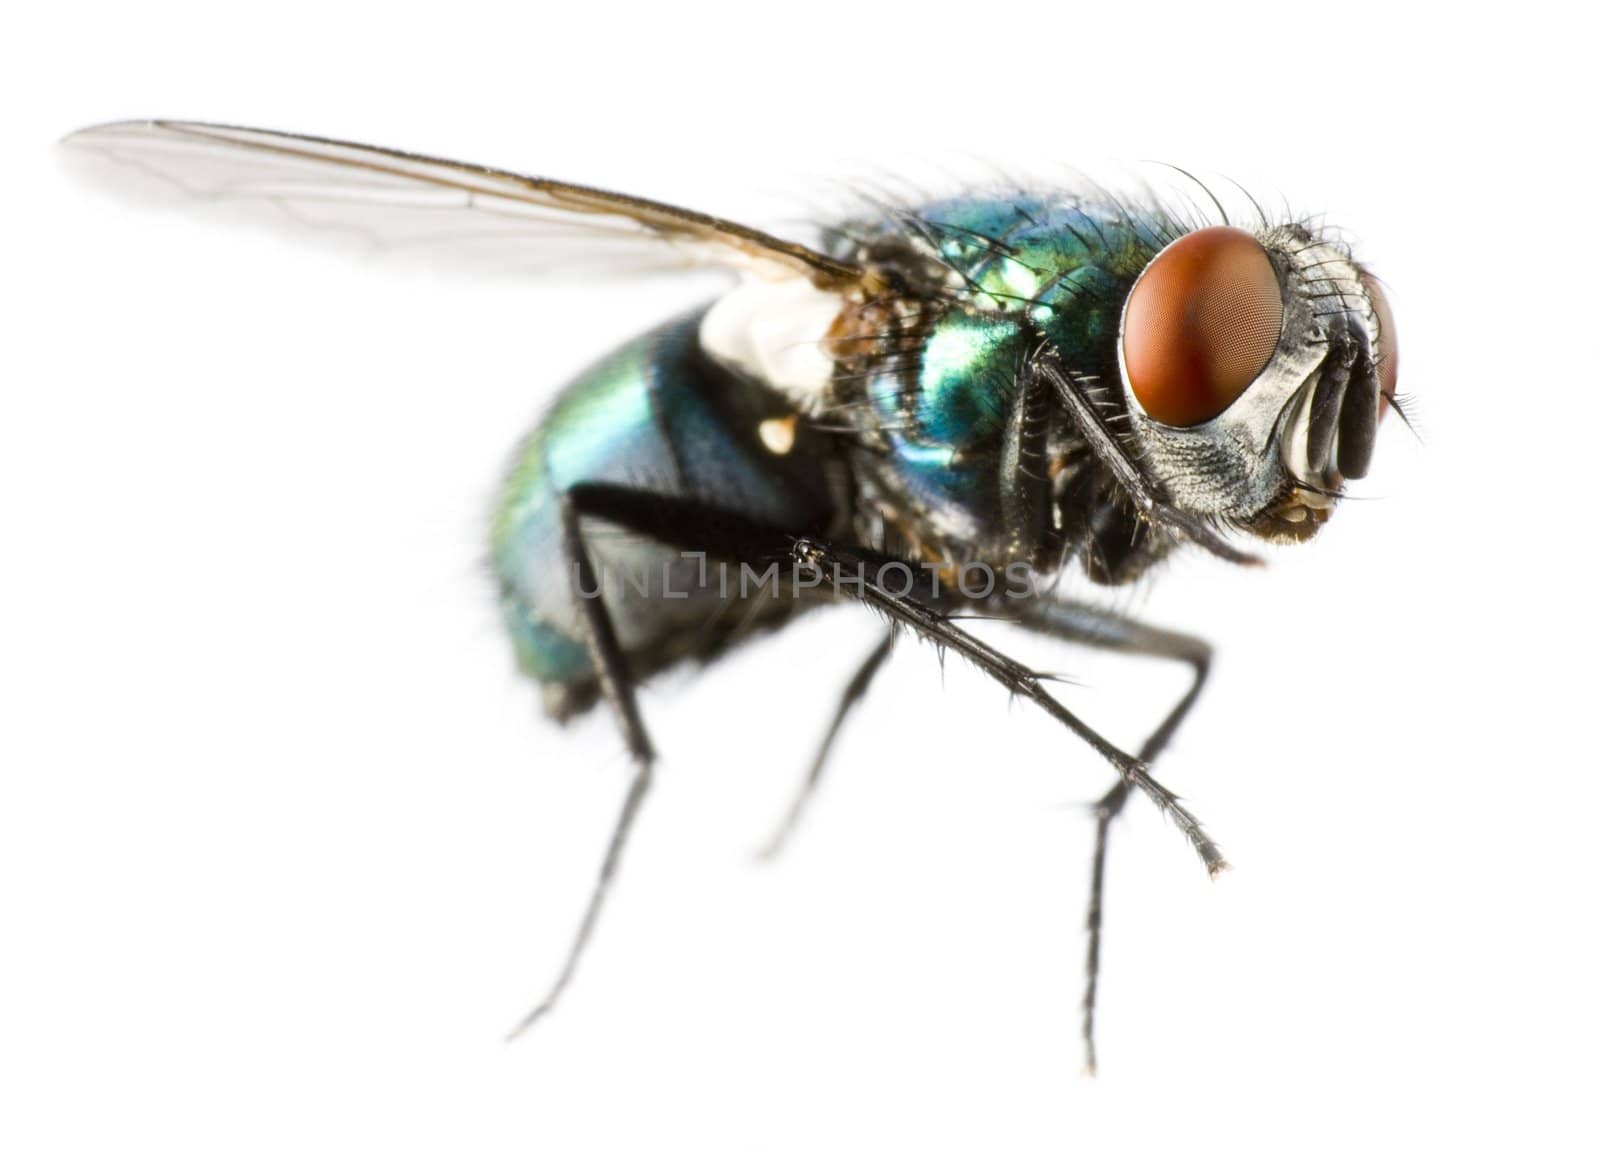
[1012,599,1211,1073]
[1031,353,1259,567]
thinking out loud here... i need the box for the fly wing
[61,120,866,287]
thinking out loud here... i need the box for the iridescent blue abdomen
[492,311,836,716]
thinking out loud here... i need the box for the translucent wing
[61,120,866,286]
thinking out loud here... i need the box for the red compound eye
[1122,226,1284,427]
[1362,272,1399,412]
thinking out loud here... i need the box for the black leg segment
[1032,353,1258,567]
[507,494,658,1038]
[513,482,1227,1044]
[561,482,1224,876]
[757,630,895,860]
[789,537,1226,877]
[1014,598,1212,1073]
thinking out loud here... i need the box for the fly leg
[507,483,818,1031]
[1012,600,1211,1074]
[506,496,655,1038]
[756,631,895,860]
[522,484,1225,1034]
[559,483,1223,875]
[1031,353,1258,567]
[788,537,1227,878]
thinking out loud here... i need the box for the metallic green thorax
[837,196,1179,539]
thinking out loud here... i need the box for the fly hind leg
[507,495,656,1038]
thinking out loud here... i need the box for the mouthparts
[1283,307,1382,493]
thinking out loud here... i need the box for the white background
[4,2,1596,1147]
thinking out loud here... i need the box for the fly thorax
[848,304,1030,542]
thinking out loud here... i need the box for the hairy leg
[1015,599,1212,1073]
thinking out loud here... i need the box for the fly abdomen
[491,311,838,718]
